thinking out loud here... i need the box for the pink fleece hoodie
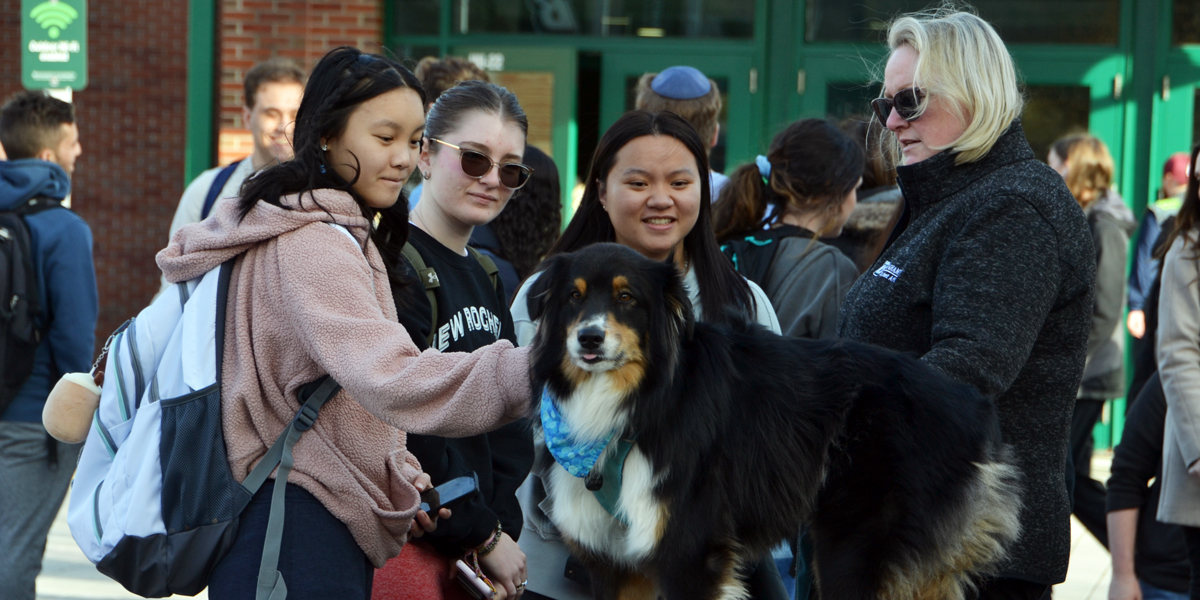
[157,189,531,566]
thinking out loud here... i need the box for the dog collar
[540,387,616,479]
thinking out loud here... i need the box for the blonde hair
[1051,134,1115,209]
[884,7,1023,165]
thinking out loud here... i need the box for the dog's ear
[663,267,695,341]
[526,254,567,321]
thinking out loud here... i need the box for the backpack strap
[401,242,440,347]
[13,196,63,217]
[401,243,500,348]
[201,160,241,221]
[242,375,342,600]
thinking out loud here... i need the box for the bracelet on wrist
[477,522,502,557]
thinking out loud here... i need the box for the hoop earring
[321,143,328,152]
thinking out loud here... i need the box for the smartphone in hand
[419,473,480,516]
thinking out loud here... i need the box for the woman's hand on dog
[480,532,527,599]
[408,473,452,539]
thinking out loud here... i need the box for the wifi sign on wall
[21,0,87,90]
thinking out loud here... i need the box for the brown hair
[714,119,863,242]
[0,91,75,160]
[414,56,491,105]
[1051,134,1114,209]
[839,116,896,190]
[243,58,306,109]
[634,72,722,150]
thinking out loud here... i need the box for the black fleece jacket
[837,120,1096,585]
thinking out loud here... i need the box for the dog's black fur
[527,244,1022,600]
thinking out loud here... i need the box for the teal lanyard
[592,438,636,525]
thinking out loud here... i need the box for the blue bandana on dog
[540,387,615,478]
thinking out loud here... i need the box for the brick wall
[219,0,383,165]
[0,0,189,353]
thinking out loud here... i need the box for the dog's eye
[618,291,634,303]
[570,290,582,300]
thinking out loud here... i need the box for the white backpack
[68,234,345,598]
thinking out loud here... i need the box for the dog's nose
[577,326,605,351]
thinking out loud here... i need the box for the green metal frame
[186,0,217,184]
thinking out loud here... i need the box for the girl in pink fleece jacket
[157,47,531,600]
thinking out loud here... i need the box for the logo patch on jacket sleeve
[873,261,904,282]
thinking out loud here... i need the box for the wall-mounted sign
[468,52,505,72]
[22,0,87,90]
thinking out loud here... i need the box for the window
[453,0,755,39]
[1175,0,1200,45]
[807,0,1120,45]
[1021,85,1091,163]
[392,0,440,36]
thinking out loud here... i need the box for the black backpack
[0,196,62,414]
[719,224,811,288]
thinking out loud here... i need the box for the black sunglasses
[870,88,926,124]
[429,138,534,190]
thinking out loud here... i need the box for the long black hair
[547,110,754,326]
[237,46,426,287]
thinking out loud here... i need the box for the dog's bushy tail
[882,445,1023,600]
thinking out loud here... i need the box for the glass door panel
[1021,85,1091,162]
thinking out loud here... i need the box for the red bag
[372,541,474,600]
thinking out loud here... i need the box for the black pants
[1069,398,1109,548]
[208,482,374,599]
[1183,525,1200,600]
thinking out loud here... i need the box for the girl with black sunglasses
[374,80,534,600]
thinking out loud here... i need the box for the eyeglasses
[870,88,927,124]
[428,138,534,190]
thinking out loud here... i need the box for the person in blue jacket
[0,91,99,600]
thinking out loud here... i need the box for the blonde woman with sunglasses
[838,9,1097,600]
[374,80,534,600]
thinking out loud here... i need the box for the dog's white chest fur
[544,376,667,565]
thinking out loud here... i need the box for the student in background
[713,118,862,341]
[1129,153,1191,341]
[0,90,97,600]
[166,59,305,238]
[1048,133,1136,549]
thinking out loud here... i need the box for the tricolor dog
[526,243,1022,600]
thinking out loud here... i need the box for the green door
[451,45,579,220]
[599,51,762,176]
[1150,49,1200,200]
